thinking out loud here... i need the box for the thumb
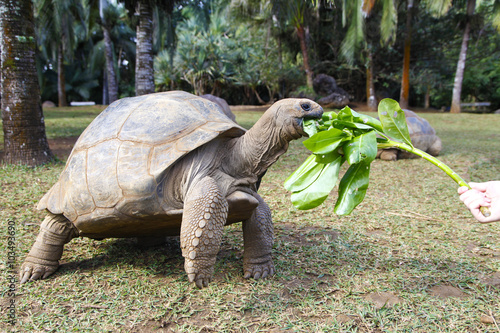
[468,182,487,192]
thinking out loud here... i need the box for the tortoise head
[268,98,323,140]
[226,98,323,179]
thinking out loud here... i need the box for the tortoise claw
[188,272,212,289]
[243,261,275,280]
[20,267,32,284]
[19,261,58,283]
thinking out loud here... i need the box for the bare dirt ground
[0,136,79,162]
[47,136,80,159]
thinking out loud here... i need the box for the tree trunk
[1,0,54,166]
[135,0,155,96]
[424,85,430,109]
[102,66,109,105]
[253,87,266,105]
[167,13,175,71]
[57,44,68,107]
[277,33,283,70]
[450,0,475,114]
[103,26,118,104]
[399,0,414,109]
[366,49,377,111]
[272,13,283,71]
[296,25,313,89]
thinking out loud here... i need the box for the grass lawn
[1,105,499,332]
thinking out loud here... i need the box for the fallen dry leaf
[429,285,467,298]
[365,291,403,309]
[480,315,495,324]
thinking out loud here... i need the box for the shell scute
[77,98,134,149]
[404,110,436,137]
[119,97,205,145]
[62,150,92,221]
[38,91,245,229]
[117,141,156,196]
[87,140,122,208]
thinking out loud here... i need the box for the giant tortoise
[21,91,323,288]
[377,109,442,161]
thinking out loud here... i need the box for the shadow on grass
[50,222,498,295]
[57,237,185,278]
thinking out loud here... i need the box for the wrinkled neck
[225,109,295,179]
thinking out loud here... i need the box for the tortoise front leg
[180,176,228,288]
[20,213,78,283]
[242,194,275,279]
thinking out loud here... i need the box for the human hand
[458,181,500,223]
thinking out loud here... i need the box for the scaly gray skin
[20,93,323,288]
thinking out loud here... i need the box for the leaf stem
[378,140,491,217]
[378,141,468,186]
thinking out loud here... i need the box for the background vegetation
[34,0,500,109]
[0,106,498,331]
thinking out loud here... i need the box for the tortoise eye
[301,103,311,111]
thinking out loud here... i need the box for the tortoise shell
[38,91,246,231]
[403,110,440,152]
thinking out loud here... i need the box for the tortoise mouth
[299,110,323,136]
[291,107,323,138]
[305,108,324,121]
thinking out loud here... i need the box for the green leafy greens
[285,98,491,217]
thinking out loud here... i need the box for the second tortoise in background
[377,110,442,161]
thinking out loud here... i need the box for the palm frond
[423,0,452,17]
[492,0,500,32]
[380,0,397,44]
[340,0,365,64]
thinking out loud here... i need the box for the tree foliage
[24,0,500,110]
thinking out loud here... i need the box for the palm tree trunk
[366,49,377,111]
[103,26,118,103]
[1,0,53,166]
[102,66,109,105]
[296,25,313,89]
[135,0,155,96]
[57,44,68,107]
[450,0,475,114]
[425,85,430,109]
[399,0,414,109]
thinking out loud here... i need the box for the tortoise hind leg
[242,194,275,279]
[20,213,78,283]
[180,176,228,288]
